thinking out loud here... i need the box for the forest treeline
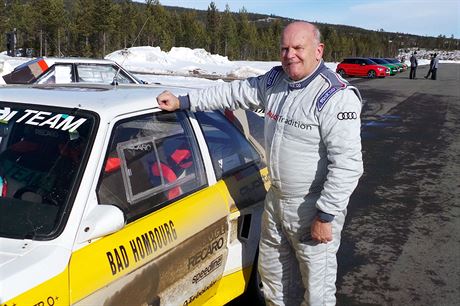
[1,0,459,61]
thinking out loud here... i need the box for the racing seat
[149,140,193,200]
[150,162,180,200]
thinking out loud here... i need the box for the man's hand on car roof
[157,90,180,112]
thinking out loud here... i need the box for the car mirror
[77,204,125,243]
[361,63,366,66]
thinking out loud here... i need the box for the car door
[354,59,366,76]
[192,110,269,302]
[345,59,357,76]
[69,110,231,305]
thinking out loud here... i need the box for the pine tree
[220,4,238,59]
[206,1,220,54]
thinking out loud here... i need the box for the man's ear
[316,43,325,61]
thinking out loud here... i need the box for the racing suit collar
[287,60,326,90]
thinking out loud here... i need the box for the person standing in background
[157,21,363,306]
[410,51,418,79]
[424,54,434,79]
[430,53,439,80]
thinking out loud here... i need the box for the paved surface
[337,63,460,305]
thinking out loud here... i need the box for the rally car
[1,57,145,85]
[0,83,268,305]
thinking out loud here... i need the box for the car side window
[96,111,207,222]
[194,111,261,180]
[37,64,73,84]
[76,64,133,84]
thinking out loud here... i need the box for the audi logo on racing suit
[337,112,357,120]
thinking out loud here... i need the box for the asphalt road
[337,63,460,305]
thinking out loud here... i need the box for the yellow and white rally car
[0,83,269,305]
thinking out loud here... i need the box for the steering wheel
[13,186,60,206]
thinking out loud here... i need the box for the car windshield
[0,103,95,239]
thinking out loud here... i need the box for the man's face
[280,23,324,81]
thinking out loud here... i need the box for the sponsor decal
[288,82,303,89]
[337,112,357,120]
[183,279,218,306]
[32,296,60,306]
[192,255,223,284]
[106,220,177,276]
[188,236,224,270]
[266,66,282,88]
[0,107,86,132]
[317,87,338,111]
[317,71,348,111]
[266,110,313,131]
[187,223,226,270]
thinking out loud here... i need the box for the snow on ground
[1,47,459,86]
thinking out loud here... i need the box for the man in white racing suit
[157,21,363,306]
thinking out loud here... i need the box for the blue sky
[153,0,460,38]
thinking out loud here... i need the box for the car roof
[0,83,193,122]
[39,57,118,65]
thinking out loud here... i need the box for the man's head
[280,21,324,81]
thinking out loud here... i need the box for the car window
[97,111,206,222]
[0,103,94,239]
[37,64,73,84]
[244,110,265,150]
[76,64,134,84]
[194,111,261,180]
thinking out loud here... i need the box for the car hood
[0,238,70,303]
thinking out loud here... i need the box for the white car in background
[0,83,267,305]
[1,57,145,85]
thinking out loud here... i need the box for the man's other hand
[157,90,180,111]
[311,217,333,244]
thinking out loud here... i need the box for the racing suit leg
[295,203,346,306]
[259,188,346,306]
[259,188,304,306]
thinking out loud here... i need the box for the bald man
[157,21,363,305]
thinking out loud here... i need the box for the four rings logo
[337,112,357,120]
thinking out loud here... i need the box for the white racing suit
[181,61,363,305]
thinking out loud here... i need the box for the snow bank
[105,46,237,77]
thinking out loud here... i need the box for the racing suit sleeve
[316,87,364,216]
[186,76,266,112]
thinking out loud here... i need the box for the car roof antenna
[112,16,150,86]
